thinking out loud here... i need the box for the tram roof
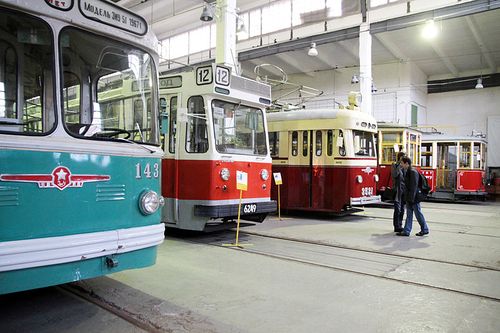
[266,108,377,132]
[377,122,422,133]
[422,133,487,144]
[0,0,158,54]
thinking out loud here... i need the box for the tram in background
[159,64,276,231]
[376,123,422,200]
[421,134,487,200]
[267,99,381,214]
[0,0,165,294]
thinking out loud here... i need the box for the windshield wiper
[115,137,157,154]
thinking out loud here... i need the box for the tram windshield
[60,28,158,145]
[0,9,55,134]
[212,100,267,155]
[353,130,376,157]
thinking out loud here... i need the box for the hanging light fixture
[200,4,214,22]
[422,19,438,39]
[308,42,318,57]
[475,78,483,89]
[351,74,359,84]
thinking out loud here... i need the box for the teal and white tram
[0,0,164,294]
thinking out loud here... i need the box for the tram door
[436,142,457,190]
[287,130,324,209]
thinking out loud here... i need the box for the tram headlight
[220,168,230,181]
[356,175,363,184]
[374,174,379,182]
[139,190,164,215]
[260,169,269,181]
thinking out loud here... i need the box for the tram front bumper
[194,201,277,222]
[350,195,381,206]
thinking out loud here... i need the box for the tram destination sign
[79,0,147,35]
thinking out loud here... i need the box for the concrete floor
[3,201,500,332]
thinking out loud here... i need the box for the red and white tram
[421,134,487,200]
[159,64,276,231]
[376,123,422,200]
[267,107,381,214]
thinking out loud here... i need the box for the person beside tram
[391,151,406,233]
[397,157,430,237]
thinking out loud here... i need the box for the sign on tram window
[160,76,182,89]
[215,66,230,86]
[196,66,213,85]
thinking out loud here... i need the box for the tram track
[189,230,500,303]
[58,284,165,333]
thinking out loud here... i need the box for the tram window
[212,99,266,155]
[353,130,375,157]
[327,130,334,156]
[337,130,346,156]
[302,131,308,156]
[0,11,55,135]
[421,143,433,167]
[169,96,177,153]
[315,130,322,156]
[291,131,298,156]
[186,96,208,153]
[473,143,482,169]
[63,72,82,134]
[269,131,279,157]
[459,142,471,168]
[61,27,158,144]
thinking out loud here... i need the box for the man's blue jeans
[403,202,429,234]
[393,200,405,231]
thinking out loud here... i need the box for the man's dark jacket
[404,167,419,204]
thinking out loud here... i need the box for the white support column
[216,0,238,72]
[359,22,372,116]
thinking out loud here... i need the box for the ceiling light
[308,42,318,57]
[422,19,438,39]
[475,78,483,89]
[351,74,359,84]
[200,4,214,22]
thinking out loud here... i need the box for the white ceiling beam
[430,43,459,77]
[373,33,407,61]
[276,53,315,77]
[465,16,496,74]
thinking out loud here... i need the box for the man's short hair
[401,156,411,165]
[396,151,406,161]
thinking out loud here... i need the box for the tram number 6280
[243,204,257,214]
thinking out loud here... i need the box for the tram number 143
[135,163,160,179]
[243,204,257,214]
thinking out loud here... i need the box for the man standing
[397,156,429,237]
[391,151,406,232]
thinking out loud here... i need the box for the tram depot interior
[2,0,500,332]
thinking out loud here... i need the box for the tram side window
[473,143,482,169]
[409,134,418,165]
[269,131,279,157]
[302,131,309,157]
[353,130,375,157]
[327,130,334,156]
[169,96,177,153]
[315,130,322,156]
[459,142,471,168]
[0,11,55,135]
[338,130,346,156]
[291,131,298,156]
[186,96,208,153]
[421,143,433,167]
[63,72,82,133]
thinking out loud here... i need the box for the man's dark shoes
[394,228,403,232]
[415,231,429,236]
[396,231,409,236]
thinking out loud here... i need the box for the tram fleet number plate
[243,204,257,214]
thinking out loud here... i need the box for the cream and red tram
[159,64,276,231]
[376,123,422,200]
[421,134,487,200]
[267,108,381,213]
